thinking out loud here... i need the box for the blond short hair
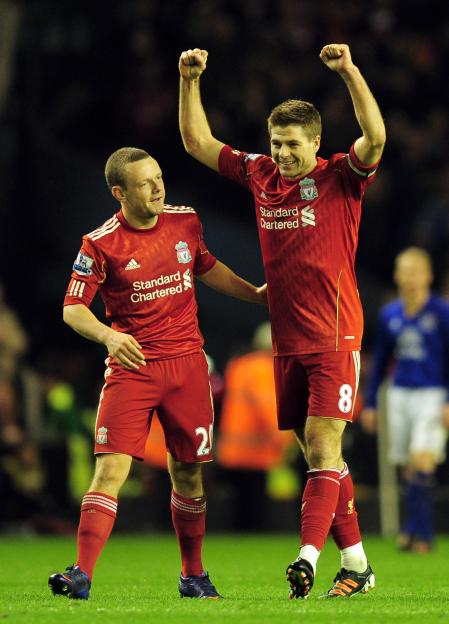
[394,247,433,271]
[105,147,150,190]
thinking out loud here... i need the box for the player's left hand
[256,283,268,305]
[319,44,354,73]
[442,403,449,429]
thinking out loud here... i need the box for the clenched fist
[179,48,208,80]
[319,44,355,74]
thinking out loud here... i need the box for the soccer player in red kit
[178,44,386,599]
[48,147,267,600]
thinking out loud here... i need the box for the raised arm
[63,303,146,370]
[320,44,386,166]
[179,48,225,172]
[197,260,267,305]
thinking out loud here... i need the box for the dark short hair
[105,147,150,190]
[268,99,321,138]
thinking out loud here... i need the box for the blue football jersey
[364,295,449,407]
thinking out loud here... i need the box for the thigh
[95,358,160,460]
[274,355,309,431]
[157,352,214,463]
[305,350,360,421]
[385,386,411,465]
[90,452,133,496]
[410,389,447,464]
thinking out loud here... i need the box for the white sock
[298,544,320,574]
[340,541,368,573]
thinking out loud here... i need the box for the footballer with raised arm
[48,147,267,600]
[178,44,386,599]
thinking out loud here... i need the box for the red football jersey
[64,206,216,360]
[219,144,379,355]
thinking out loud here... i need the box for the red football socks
[171,490,206,577]
[76,491,118,580]
[300,469,340,550]
[330,463,362,549]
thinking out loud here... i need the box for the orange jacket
[217,351,292,470]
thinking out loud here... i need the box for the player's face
[270,125,320,179]
[120,158,166,222]
[394,256,433,295]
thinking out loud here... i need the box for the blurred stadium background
[1,0,449,536]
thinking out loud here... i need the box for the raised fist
[319,44,354,73]
[179,48,208,80]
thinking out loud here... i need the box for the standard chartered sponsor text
[259,205,299,230]
[132,271,183,302]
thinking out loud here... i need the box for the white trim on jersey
[164,204,196,213]
[164,208,196,214]
[89,219,121,241]
[87,215,118,238]
[69,279,86,298]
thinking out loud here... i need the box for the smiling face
[270,125,320,179]
[113,157,165,227]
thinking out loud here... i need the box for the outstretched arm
[197,260,267,305]
[179,48,225,172]
[320,44,386,166]
[63,304,146,370]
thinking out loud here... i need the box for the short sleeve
[64,237,106,307]
[340,143,381,200]
[218,145,264,190]
[193,219,217,276]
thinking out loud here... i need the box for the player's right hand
[179,48,208,80]
[105,330,146,370]
[360,408,377,434]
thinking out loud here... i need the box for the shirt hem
[273,344,361,357]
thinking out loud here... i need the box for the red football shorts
[94,351,214,463]
[274,351,361,429]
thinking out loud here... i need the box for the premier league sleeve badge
[73,252,95,276]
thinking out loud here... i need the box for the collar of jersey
[117,209,164,233]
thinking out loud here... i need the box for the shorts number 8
[338,383,353,414]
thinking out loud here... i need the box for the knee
[169,461,203,497]
[306,435,341,469]
[91,455,131,496]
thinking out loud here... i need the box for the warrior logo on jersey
[176,241,192,264]
[96,426,108,445]
[73,252,94,276]
[299,177,318,201]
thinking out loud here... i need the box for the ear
[111,185,125,202]
[314,135,321,152]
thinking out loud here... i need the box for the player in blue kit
[362,247,449,551]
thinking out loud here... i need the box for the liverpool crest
[175,241,192,264]
[299,177,318,201]
[96,426,108,445]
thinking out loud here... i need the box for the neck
[401,290,429,316]
[289,159,318,180]
[122,207,159,229]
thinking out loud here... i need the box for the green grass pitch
[1,534,448,623]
